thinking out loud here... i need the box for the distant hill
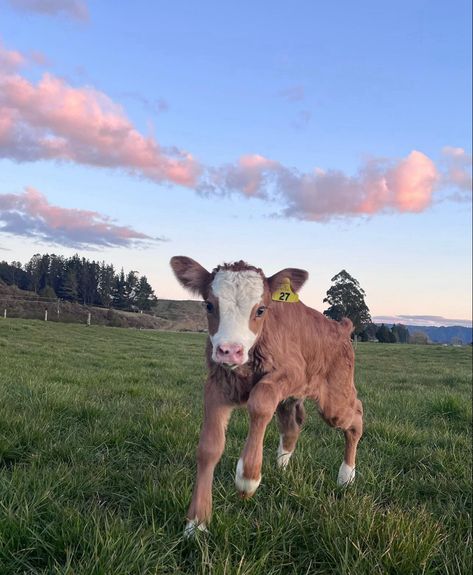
[151,299,207,332]
[406,325,472,345]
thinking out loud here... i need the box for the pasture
[0,320,471,574]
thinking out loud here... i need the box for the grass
[0,319,471,574]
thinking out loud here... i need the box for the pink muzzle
[215,343,244,365]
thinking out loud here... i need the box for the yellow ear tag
[271,277,299,303]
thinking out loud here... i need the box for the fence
[0,295,169,330]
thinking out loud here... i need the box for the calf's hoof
[235,458,261,498]
[276,436,293,470]
[337,461,356,486]
[184,518,208,538]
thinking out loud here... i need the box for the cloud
[0,71,200,187]
[292,109,311,130]
[441,147,472,200]
[200,155,279,198]
[201,150,441,221]
[7,0,89,21]
[0,37,470,225]
[0,187,159,248]
[373,315,472,328]
[278,85,305,102]
[121,92,169,115]
[0,40,25,73]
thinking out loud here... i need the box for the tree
[360,322,378,342]
[323,270,371,335]
[125,270,139,308]
[375,323,393,343]
[135,275,157,311]
[112,268,128,310]
[391,323,409,343]
[410,331,429,345]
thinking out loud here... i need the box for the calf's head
[170,256,308,366]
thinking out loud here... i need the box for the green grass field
[0,319,471,574]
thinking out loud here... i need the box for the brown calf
[170,256,363,536]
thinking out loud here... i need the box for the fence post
[57,299,60,318]
[3,309,6,319]
[87,312,91,326]
[44,309,48,321]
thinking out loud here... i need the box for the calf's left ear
[267,268,308,293]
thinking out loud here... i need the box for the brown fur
[170,257,363,529]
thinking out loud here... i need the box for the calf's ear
[267,268,308,293]
[170,256,212,298]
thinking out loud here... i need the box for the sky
[0,0,471,326]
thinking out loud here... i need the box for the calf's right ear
[170,256,212,298]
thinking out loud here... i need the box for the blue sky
[0,0,471,324]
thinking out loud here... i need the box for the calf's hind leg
[275,399,305,469]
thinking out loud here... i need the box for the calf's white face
[209,270,265,365]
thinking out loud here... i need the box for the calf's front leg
[185,382,233,536]
[235,381,281,498]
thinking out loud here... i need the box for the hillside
[407,324,472,345]
[0,282,205,332]
[151,299,207,332]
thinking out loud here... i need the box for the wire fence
[0,295,172,330]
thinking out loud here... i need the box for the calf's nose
[215,343,244,364]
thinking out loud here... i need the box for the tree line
[0,254,157,311]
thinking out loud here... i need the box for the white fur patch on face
[337,461,355,486]
[235,458,261,495]
[276,435,293,470]
[210,270,264,364]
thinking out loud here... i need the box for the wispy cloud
[7,0,89,22]
[373,315,472,328]
[441,146,472,200]
[278,85,305,102]
[0,40,25,73]
[292,109,311,130]
[121,92,169,115]
[0,188,159,248]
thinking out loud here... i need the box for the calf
[170,257,363,536]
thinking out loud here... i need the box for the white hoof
[235,458,261,495]
[184,518,208,538]
[277,436,293,469]
[337,461,355,486]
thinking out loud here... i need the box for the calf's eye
[256,306,266,317]
[205,301,214,313]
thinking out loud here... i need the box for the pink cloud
[0,41,25,73]
[200,154,278,198]
[0,187,158,248]
[7,0,89,21]
[0,71,200,186]
[0,38,470,225]
[201,150,441,221]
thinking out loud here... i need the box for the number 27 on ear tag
[272,277,299,302]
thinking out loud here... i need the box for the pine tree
[112,268,128,310]
[135,275,157,311]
